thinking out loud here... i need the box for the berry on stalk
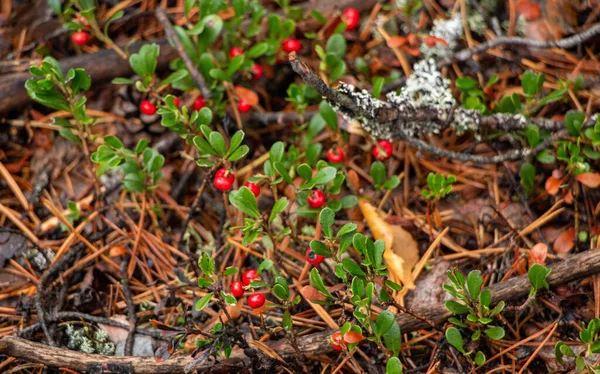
[372,140,393,160]
[247,293,265,309]
[282,38,302,53]
[242,269,258,285]
[306,248,325,266]
[231,281,245,298]
[71,31,90,45]
[307,190,326,209]
[140,100,157,115]
[342,8,360,31]
[327,147,345,163]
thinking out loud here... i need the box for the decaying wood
[0,39,177,113]
[3,249,600,372]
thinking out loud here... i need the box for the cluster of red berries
[71,15,91,45]
[231,269,265,309]
[213,168,235,191]
[139,95,207,116]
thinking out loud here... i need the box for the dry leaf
[358,199,419,290]
[386,36,407,48]
[234,85,259,106]
[528,242,548,268]
[545,176,560,195]
[516,0,541,21]
[300,285,327,302]
[576,173,600,188]
[553,228,575,254]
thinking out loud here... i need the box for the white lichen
[66,324,116,355]
[421,14,464,59]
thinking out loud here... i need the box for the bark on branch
[5,249,600,372]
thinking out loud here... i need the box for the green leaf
[309,268,333,299]
[385,357,403,374]
[376,310,395,337]
[466,271,483,299]
[48,0,62,15]
[370,161,385,186]
[247,42,269,58]
[325,34,346,59]
[258,259,273,274]
[337,222,357,237]
[274,161,294,184]
[221,291,237,306]
[565,110,586,137]
[484,326,505,340]
[228,145,249,162]
[209,131,226,156]
[342,258,366,277]
[520,162,536,193]
[195,292,213,311]
[385,280,402,292]
[158,69,189,88]
[456,77,477,91]
[320,207,335,238]
[310,240,331,257]
[297,163,313,181]
[528,264,551,292]
[445,327,465,354]
[310,166,337,186]
[521,70,539,96]
[474,351,486,366]
[282,309,293,331]
[445,300,469,314]
[103,136,124,149]
[129,43,160,78]
[104,10,124,35]
[270,142,285,162]
[319,101,337,130]
[227,130,245,157]
[269,197,289,222]
[25,80,70,112]
[273,283,289,301]
[68,68,91,93]
[222,267,239,276]
[193,136,217,156]
[197,15,223,50]
[229,187,260,218]
[227,55,245,76]
[383,321,401,356]
[372,77,384,99]
[209,68,229,81]
[58,128,81,144]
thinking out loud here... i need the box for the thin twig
[120,259,137,356]
[155,7,211,99]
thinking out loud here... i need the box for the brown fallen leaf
[553,227,575,254]
[545,176,560,195]
[358,199,419,290]
[528,242,548,268]
[576,173,600,188]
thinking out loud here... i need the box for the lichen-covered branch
[289,53,595,164]
[443,22,600,65]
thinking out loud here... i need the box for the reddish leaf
[386,36,407,48]
[403,47,421,57]
[553,228,575,254]
[234,85,259,106]
[300,285,327,302]
[576,173,600,188]
[563,190,573,204]
[545,176,560,195]
[516,0,541,21]
[343,330,365,344]
[528,243,548,268]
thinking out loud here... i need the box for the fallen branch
[6,249,600,372]
[443,22,600,65]
[155,8,211,100]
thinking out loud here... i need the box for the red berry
[229,47,244,58]
[244,182,260,197]
[372,140,393,160]
[282,38,302,53]
[306,248,325,266]
[238,100,252,113]
[342,8,360,31]
[307,189,326,209]
[331,331,344,351]
[172,97,181,107]
[213,168,235,191]
[231,281,245,298]
[193,96,206,111]
[327,146,345,163]
[71,31,89,46]
[247,293,265,309]
[75,15,91,28]
[140,100,157,115]
[251,63,263,79]
[242,269,258,285]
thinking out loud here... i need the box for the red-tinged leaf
[386,36,407,48]
[407,34,418,46]
[300,285,327,302]
[553,228,575,254]
[154,342,173,362]
[416,12,428,31]
[234,85,259,106]
[576,173,600,188]
[528,242,548,268]
[545,176,560,195]
[404,47,421,57]
[564,190,573,204]
[150,319,176,331]
[516,0,541,21]
[343,330,365,344]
